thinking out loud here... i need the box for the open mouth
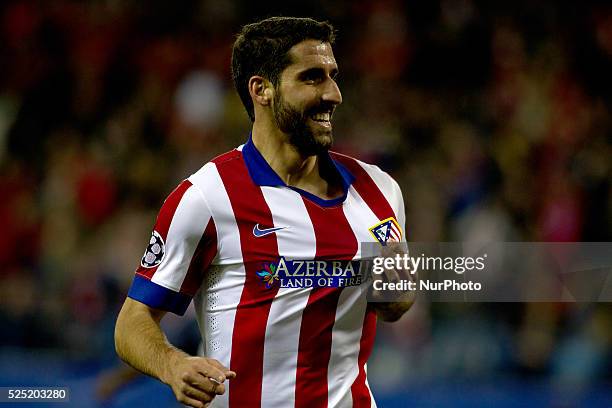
[310,111,332,127]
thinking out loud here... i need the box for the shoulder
[187,148,243,191]
[331,151,405,231]
[330,151,401,195]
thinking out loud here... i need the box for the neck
[251,119,320,188]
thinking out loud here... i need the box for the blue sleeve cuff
[128,274,192,316]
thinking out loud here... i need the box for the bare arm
[115,298,236,408]
[115,298,179,382]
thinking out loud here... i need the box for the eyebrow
[297,67,339,80]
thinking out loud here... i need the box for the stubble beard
[272,91,333,157]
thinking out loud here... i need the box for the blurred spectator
[0,1,610,406]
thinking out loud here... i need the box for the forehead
[285,40,337,72]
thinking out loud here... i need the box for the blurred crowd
[0,0,610,405]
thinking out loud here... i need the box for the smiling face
[272,40,342,156]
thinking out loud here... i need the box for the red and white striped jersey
[128,137,406,408]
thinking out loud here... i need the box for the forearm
[114,298,186,385]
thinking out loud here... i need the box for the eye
[303,75,319,84]
[300,68,325,84]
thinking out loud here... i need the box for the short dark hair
[231,17,336,122]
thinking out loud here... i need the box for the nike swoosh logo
[253,224,285,237]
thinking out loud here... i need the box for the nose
[322,77,342,106]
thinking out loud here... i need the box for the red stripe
[214,151,280,408]
[351,307,377,407]
[295,199,358,408]
[137,180,193,279]
[331,153,397,221]
[332,153,400,406]
[180,217,217,296]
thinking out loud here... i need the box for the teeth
[311,112,330,121]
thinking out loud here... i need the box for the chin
[312,127,333,144]
[288,126,334,156]
[313,133,333,153]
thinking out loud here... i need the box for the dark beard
[273,92,333,157]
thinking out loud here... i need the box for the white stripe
[355,160,406,239]
[326,188,379,407]
[327,286,369,407]
[190,163,245,408]
[260,187,316,408]
[344,186,384,257]
[152,185,211,291]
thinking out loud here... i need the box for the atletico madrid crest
[369,217,402,246]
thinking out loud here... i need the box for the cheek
[282,86,317,109]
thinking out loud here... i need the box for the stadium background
[0,0,610,407]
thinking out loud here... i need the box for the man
[115,16,411,408]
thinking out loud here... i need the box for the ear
[248,76,273,107]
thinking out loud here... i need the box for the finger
[392,242,407,255]
[176,391,210,408]
[204,377,227,395]
[193,359,227,383]
[183,372,224,394]
[182,383,215,403]
[380,246,394,258]
[206,359,235,378]
[379,260,400,283]
[387,267,401,283]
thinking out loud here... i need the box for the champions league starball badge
[140,230,165,268]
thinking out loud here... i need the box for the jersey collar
[241,135,355,207]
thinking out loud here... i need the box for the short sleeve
[389,177,406,242]
[127,180,217,315]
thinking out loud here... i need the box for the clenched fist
[162,353,236,408]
